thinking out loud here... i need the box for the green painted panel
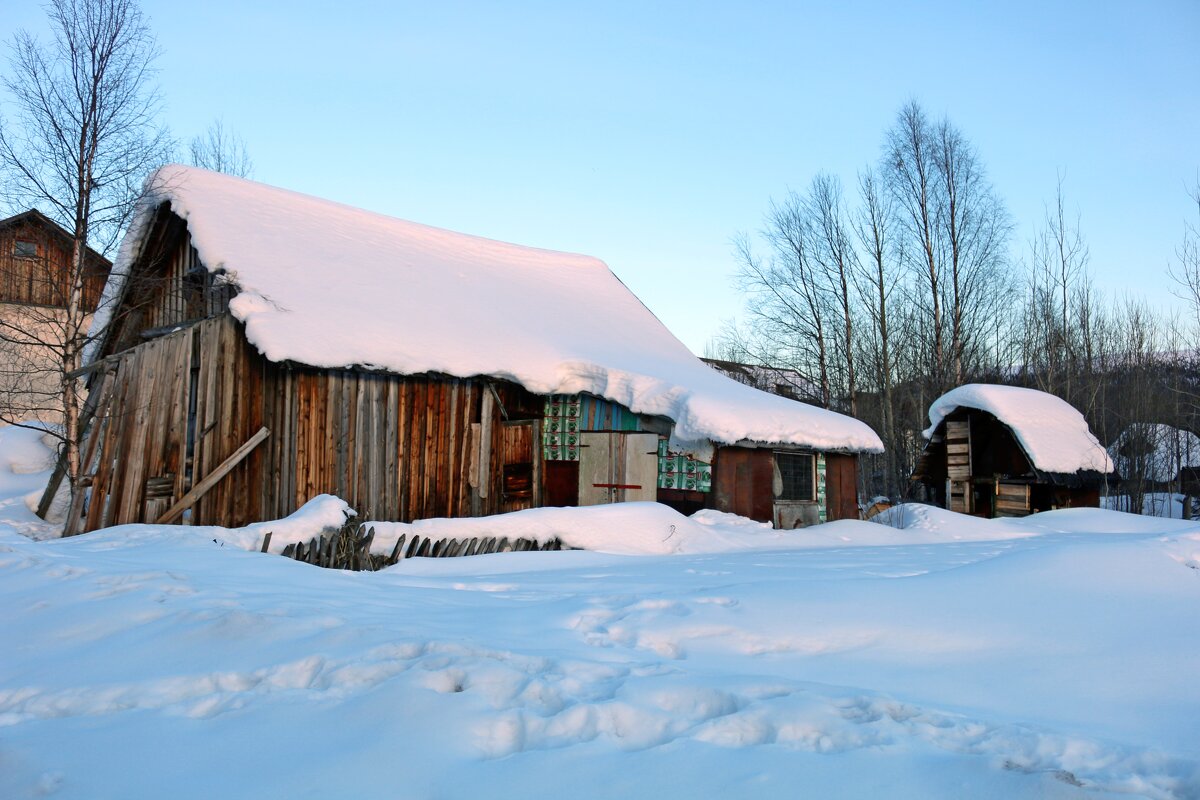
[657,438,712,493]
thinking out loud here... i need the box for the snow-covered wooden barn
[61,166,882,534]
[912,384,1114,517]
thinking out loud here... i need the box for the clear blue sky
[5,0,1198,352]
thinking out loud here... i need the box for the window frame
[773,450,816,503]
[13,239,38,259]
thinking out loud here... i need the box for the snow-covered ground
[1,426,1198,799]
[1103,492,1196,519]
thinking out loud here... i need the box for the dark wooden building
[1,210,112,424]
[912,384,1114,517]
[58,166,883,535]
[0,209,111,310]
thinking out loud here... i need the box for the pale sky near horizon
[3,1,1198,354]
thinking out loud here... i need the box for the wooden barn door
[945,419,972,513]
[498,420,541,513]
[578,432,658,505]
[823,453,860,521]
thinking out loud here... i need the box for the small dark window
[774,452,814,501]
[14,240,37,258]
[502,462,533,500]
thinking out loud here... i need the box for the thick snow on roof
[925,384,1113,474]
[102,165,881,452]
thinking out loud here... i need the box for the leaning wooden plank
[155,427,271,524]
[405,536,422,560]
[260,532,273,553]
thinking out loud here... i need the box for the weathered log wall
[76,323,197,531]
[77,313,539,532]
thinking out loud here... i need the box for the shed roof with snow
[925,384,1113,475]
[97,165,882,453]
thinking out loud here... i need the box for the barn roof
[96,165,882,453]
[925,384,1113,475]
[0,209,111,266]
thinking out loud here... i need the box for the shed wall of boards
[74,314,546,533]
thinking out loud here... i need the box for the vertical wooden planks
[478,386,493,510]
[283,365,298,517]
[397,379,410,521]
[371,376,386,520]
[78,317,561,530]
[432,381,448,517]
[445,381,459,518]
[457,382,475,517]
[411,380,427,520]
[385,378,398,518]
[335,370,350,501]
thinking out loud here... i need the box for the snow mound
[217,494,356,551]
[926,384,1113,474]
[215,500,1064,558]
[0,425,60,541]
[874,503,1200,539]
[366,502,798,556]
[94,165,881,452]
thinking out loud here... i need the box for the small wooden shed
[61,166,882,534]
[912,384,1113,517]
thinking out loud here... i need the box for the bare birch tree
[885,101,944,390]
[808,173,858,416]
[0,0,170,514]
[851,167,902,496]
[1168,175,1200,337]
[189,118,253,178]
[932,117,1011,383]
[732,192,834,406]
[1025,177,1090,396]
